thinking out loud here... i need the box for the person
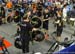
[43,8,50,40]
[17,15,33,54]
[43,8,50,33]
[19,6,26,18]
[14,10,21,23]
[55,18,63,42]
[37,2,43,17]
[5,1,13,23]
[0,4,5,25]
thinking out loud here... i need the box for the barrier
[53,44,75,54]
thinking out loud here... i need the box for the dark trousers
[0,18,2,25]
[21,39,29,53]
[43,21,48,30]
[57,28,63,36]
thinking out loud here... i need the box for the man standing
[43,8,50,33]
[56,18,63,42]
[17,15,33,54]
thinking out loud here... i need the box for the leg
[25,41,29,53]
[56,29,63,42]
[56,30,61,42]
[0,46,6,54]
[3,43,9,54]
[44,21,49,40]
[21,40,25,53]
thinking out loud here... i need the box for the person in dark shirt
[43,8,50,32]
[37,2,43,17]
[43,8,50,40]
[17,15,33,54]
[14,10,21,23]
[56,18,63,42]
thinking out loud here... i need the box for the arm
[15,24,21,36]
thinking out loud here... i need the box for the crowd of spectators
[0,0,75,26]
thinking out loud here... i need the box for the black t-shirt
[43,12,50,19]
[57,21,63,29]
[18,21,33,39]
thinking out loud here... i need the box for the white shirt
[32,0,38,3]
[63,8,67,18]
